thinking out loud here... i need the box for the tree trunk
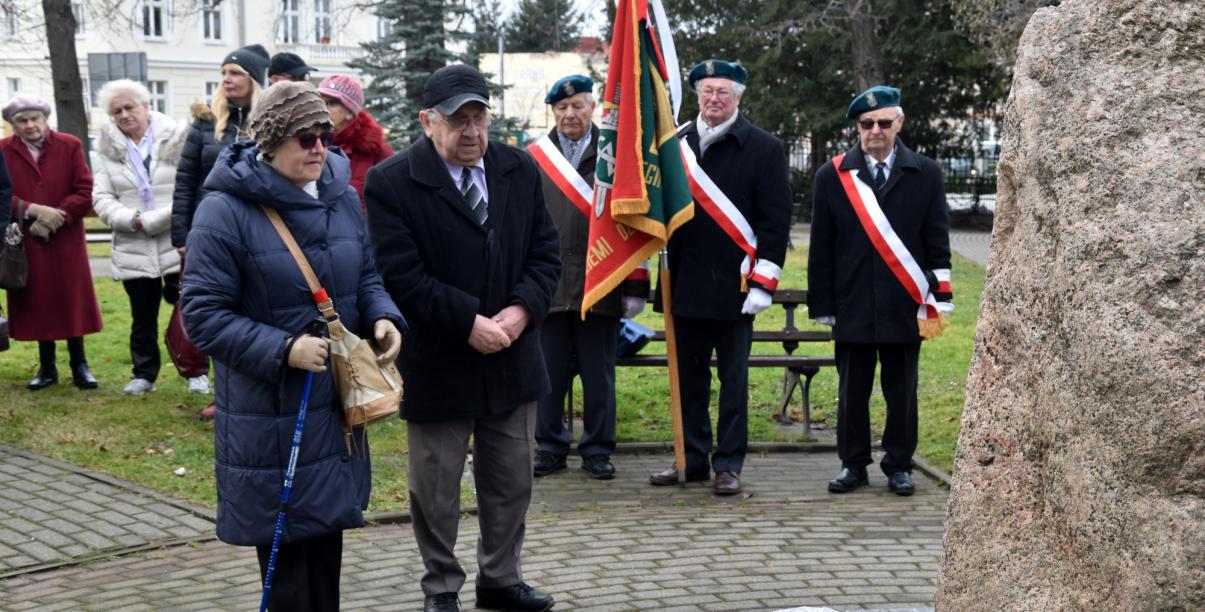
[846,0,884,90]
[42,0,90,159]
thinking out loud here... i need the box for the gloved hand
[813,316,836,327]
[287,334,330,372]
[740,287,773,315]
[373,319,402,364]
[935,301,954,315]
[28,220,53,241]
[26,204,66,232]
[622,296,646,319]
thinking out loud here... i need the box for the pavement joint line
[0,534,219,581]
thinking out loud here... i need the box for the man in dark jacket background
[807,85,953,497]
[529,75,649,481]
[365,64,560,612]
[650,60,793,496]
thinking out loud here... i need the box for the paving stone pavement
[0,450,945,611]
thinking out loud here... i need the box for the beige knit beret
[247,81,331,152]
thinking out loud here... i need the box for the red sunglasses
[297,131,333,150]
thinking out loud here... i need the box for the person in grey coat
[180,81,405,611]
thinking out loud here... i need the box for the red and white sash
[832,153,949,321]
[679,136,781,291]
[528,134,593,218]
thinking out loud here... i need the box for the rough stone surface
[937,1,1204,609]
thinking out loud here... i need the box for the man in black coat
[650,60,793,496]
[807,85,953,497]
[530,75,649,481]
[365,65,560,612]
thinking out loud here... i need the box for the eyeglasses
[438,112,492,131]
[857,119,896,130]
[699,88,735,100]
[296,131,333,150]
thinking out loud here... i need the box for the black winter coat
[539,126,647,316]
[0,154,10,228]
[180,143,404,546]
[171,103,251,247]
[807,141,951,344]
[657,114,793,320]
[365,138,561,422]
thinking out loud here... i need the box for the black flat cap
[269,52,317,77]
[423,64,490,115]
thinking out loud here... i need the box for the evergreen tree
[467,0,508,60]
[350,0,472,147]
[504,0,584,52]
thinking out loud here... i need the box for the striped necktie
[459,166,487,225]
[874,161,887,189]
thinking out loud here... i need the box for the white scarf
[697,110,740,156]
[125,125,155,211]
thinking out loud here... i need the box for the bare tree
[845,0,883,90]
[951,0,1061,66]
[41,0,89,154]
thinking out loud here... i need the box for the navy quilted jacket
[180,142,405,546]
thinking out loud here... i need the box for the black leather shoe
[580,454,615,480]
[476,582,553,611]
[713,471,741,495]
[827,467,869,493]
[423,592,460,612]
[533,451,567,477]
[27,368,59,391]
[649,464,709,486]
[888,471,915,496]
[71,363,98,390]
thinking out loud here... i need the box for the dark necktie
[459,166,487,225]
[874,161,887,189]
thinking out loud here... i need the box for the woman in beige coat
[92,79,206,395]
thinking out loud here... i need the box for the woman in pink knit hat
[317,75,392,208]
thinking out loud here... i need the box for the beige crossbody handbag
[262,206,403,437]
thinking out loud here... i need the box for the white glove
[935,301,954,315]
[622,296,646,319]
[813,316,836,327]
[740,287,773,315]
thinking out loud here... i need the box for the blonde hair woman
[93,79,199,395]
[170,43,267,417]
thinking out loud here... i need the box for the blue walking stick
[260,320,326,611]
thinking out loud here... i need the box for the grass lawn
[0,247,984,513]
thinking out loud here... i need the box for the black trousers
[536,312,618,458]
[256,530,343,612]
[121,273,181,382]
[834,341,921,475]
[674,315,753,475]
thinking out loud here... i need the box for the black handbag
[0,222,27,291]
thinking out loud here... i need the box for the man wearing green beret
[650,59,793,496]
[807,85,953,496]
[528,75,650,481]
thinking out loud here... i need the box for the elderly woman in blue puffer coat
[179,81,405,611]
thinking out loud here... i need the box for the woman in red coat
[316,75,392,209]
[2,96,102,390]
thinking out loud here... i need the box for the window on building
[202,0,222,42]
[7,78,20,97]
[279,0,300,44]
[72,1,86,36]
[375,17,392,40]
[140,0,169,39]
[147,80,168,114]
[81,77,92,107]
[313,0,331,44]
[1,1,18,39]
[205,81,220,105]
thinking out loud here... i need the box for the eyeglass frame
[856,118,898,131]
[295,131,334,150]
[432,109,493,131]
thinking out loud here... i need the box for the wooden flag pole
[658,249,688,483]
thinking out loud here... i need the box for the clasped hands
[25,203,66,241]
[469,304,529,354]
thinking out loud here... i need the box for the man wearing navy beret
[807,85,953,496]
[649,59,793,495]
[528,75,650,481]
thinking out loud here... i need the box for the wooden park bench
[569,289,836,441]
